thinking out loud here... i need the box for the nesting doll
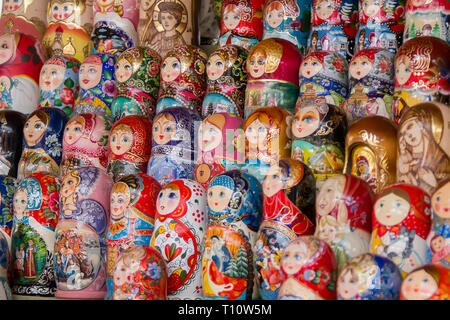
[397,102,450,196]
[42,0,94,62]
[337,253,403,300]
[400,264,450,300]
[0,110,26,178]
[55,166,113,299]
[0,232,11,299]
[255,159,315,299]
[218,0,264,50]
[203,170,262,300]
[73,53,116,116]
[202,45,247,118]
[195,113,245,190]
[107,115,152,182]
[344,116,398,194]
[315,174,375,269]
[355,0,405,54]
[151,179,207,299]
[106,173,161,299]
[308,0,359,61]
[111,47,161,122]
[291,102,347,188]
[371,183,432,276]
[60,113,110,177]
[343,48,395,124]
[0,176,17,246]
[244,38,302,117]
[11,172,60,297]
[0,27,44,114]
[392,36,450,124]
[156,45,207,116]
[112,245,168,300]
[91,0,139,57]
[138,0,200,59]
[147,107,200,186]
[296,51,348,110]
[37,55,81,116]
[278,236,337,300]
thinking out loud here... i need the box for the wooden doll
[400,264,450,300]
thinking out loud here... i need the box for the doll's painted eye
[396,202,401,207]
[88,68,96,73]
[124,64,131,71]
[258,126,265,133]
[436,197,440,202]
[74,126,81,132]
[51,71,57,76]
[34,123,42,130]
[380,203,384,208]
[312,62,318,66]
[422,278,429,283]
[122,136,129,143]
[208,191,213,197]
[1,43,8,49]
[219,191,225,198]
[158,192,163,198]
[294,254,303,261]
[53,5,59,11]
[233,15,239,21]
[63,5,69,11]
[164,125,172,132]
[257,59,264,66]
[216,61,223,68]
[303,116,312,123]
[172,63,180,69]
[112,136,116,142]
[118,198,123,204]
[168,192,176,199]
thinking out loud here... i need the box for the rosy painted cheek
[434,203,440,212]
[64,13,69,18]
[53,13,58,18]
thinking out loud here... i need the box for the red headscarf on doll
[220,0,264,39]
[155,179,192,220]
[311,0,343,25]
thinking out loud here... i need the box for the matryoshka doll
[397,102,450,196]
[60,113,110,177]
[243,106,292,183]
[371,183,432,276]
[203,170,263,300]
[37,55,81,116]
[202,45,247,118]
[218,0,264,51]
[315,174,375,269]
[112,245,168,300]
[244,38,302,117]
[42,0,94,62]
[111,46,161,122]
[195,113,245,190]
[147,107,200,186]
[296,51,348,110]
[255,158,315,299]
[278,236,337,300]
[54,166,113,299]
[392,36,450,124]
[73,53,116,116]
[11,172,60,297]
[156,45,207,116]
[337,253,403,300]
[400,264,450,300]
[151,179,207,299]
[0,110,26,178]
[344,116,398,194]
[291,102,347,188]
[107,115,152,182]
[106,173,161,299]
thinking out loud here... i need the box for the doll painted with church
[0,110,26,178]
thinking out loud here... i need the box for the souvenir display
[242,107,292,183]
[400,264,450,300]
[107,115,152,182]
[202,45,247,118]
[0,175,17,245]
[278,236,337,300]
[296,51,348,110]
[203,170,262,300]
[11,172,60,297]
[138,0,200,59]
[60,113,110,177]
[194,113,245,190]
[106,173,161,299]
[343,48,395,124]
[42,0,94,62]
[73,53,116,116]
[344,115,398,194]
[112,245,168,300]
[0,232,11,300]
[218,0,264,50]
[37,55,81,116]
[371,183,432,276]
[55,166,113,299]
[291,102,347,188]
[392,36,450,124]
[0,110,26,178]
[151,179,207,299]
[397,102,450,196]
[111,46,161,122]
[156,45,207,116]
[147,107,200,186]
[307,0,359,61]
[315,174,375,269]
[0,25,45,114]
[337,253,403,300]
[255,158,315,300]
[244,38,302,117]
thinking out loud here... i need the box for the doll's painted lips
[159,135,164,140]
[82,79,90,84]
[45,81,51,86]
[160,205,165,210]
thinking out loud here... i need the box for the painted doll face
[362,0,382,17]
[402,269,438,300]
[281,243,309,276]
[374,192,410,226]
[206,55,226,81]
[3,0,23,12]
[316,177,344,216]
[431,235,445,253]
[245,119,269,146]
[79,61,102,90]
[432,183,450,219]
[110,188,130,220]
[262,165,284,198]
[266,3,284,28]
[318,222,337,243]
[223,5,241,30]
[13,188,28,219]
[110,125,134,156]
[24,115,47,146]
[395,56,412,86]
[157,187,180,215]
[160,11,178,32]
[349,55,373,80]
[315,0,335,20]
[61,174,79,198]
[249,51,266,78]
[338,268,359,299]
[300,57,323,79]
[40,63,66,91]
[292,106,321,138]
[199,121,222,152]
[64,118,84,145]
[50,1,75,22]
[113,259,132,287]
[400,118,423,148]
[0,33,16,65]
[161,57,181,83]
[153,115,176,145]
[115,58,133,83]
[207,185,233,212]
